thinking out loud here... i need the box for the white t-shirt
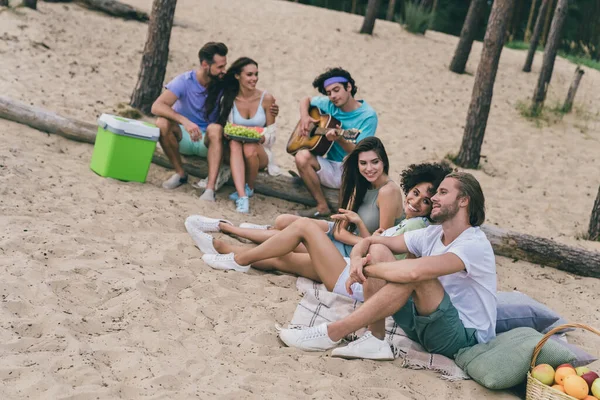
[404,224,497,344]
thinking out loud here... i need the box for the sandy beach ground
[0,0,599,398]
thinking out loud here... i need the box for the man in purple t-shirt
[151,42,229,201]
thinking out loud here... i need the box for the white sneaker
[185,215,233,233]
[279,323,340,352]
[193,166,231,192]
[331,331,394,360]
[202,253,250,273]
[239,223,271,230]
[185,225,217,255]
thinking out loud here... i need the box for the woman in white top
[217,57,277,213]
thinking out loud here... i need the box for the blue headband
[323,76,349,88]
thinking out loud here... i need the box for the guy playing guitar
[292,67,378,218]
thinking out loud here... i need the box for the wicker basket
[526,323,600,400]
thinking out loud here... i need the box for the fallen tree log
[43,0,149,21]
[481,225,600,278]
[1,96,599,278]
[0,96,338,208]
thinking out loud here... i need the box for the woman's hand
[269,98,279,118]
[331,208,362,225]
[372,228,385,237]
[259,135,266,144]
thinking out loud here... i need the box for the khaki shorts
[316,156,343,189]
[392,292,478,359]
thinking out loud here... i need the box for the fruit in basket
[563,375,591,399]
[558,364,576,370]
[577,367,593,376]
[532,364,555,385]
[555,365,578,385]
[592,378,600,398]
[582,372,600,390]
[224,123,264,139]
[552,384,566,392]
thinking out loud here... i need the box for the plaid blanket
[289,277,470,381]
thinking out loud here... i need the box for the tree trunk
[351,0,358,14]
[524,0,537,42]
[455,0,514,169]
[541,0,554,46]
[449,0,487,74]
[386,0,396,20]
[431,0,438,14]
[530,0,568,115]
[523,0,549,72]
[130,0,177,115]
[359,0,382,34]
[23,0,37,8]
[510,0,524,40]
[589,185,600,241]
[562,66,584,113]
[2,95,600,275]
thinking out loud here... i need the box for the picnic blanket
[288,277,470,381]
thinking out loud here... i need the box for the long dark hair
[215,57,258,126]
[336,137,389,232]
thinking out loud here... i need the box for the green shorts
[178,125,208,158]
[392,292,478,359]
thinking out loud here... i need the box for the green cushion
[455,327,576,390]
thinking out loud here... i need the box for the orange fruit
[555,367,577,385]
[564,375,590,399]
[552,384,565,393]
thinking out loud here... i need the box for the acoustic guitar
[286,106,361,156]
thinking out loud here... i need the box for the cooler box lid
[97,113,160,141]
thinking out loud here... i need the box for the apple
[583,372,600,390]
[532,364,555,385]
[557,363,575,370]
[592,378,600,399]
[577,367,592,376]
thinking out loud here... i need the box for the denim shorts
[178,125,208,157]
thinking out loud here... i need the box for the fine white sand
[0,0,599,398]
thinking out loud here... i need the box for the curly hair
[400,162,453,196]
[312,67,357,97]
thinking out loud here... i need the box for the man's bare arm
[364,253,466,284]
[151,90,189,126]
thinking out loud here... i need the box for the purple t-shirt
[165,70,219,131]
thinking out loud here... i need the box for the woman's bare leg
[243,143,268,190]
[212,237,323,282]
[362,244,396,339]
[229,140,246,198]
[230,218,347,291]
[218,215,330,254]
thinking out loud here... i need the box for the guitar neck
[313,127,346,136]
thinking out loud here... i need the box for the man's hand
[346,253,371,295]
[299,115,318,137]
[269,98,279,118]
[183,120,201,142]
[325,125,342,142]
[331,208,362,225]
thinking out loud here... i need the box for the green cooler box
[90,114,160,183]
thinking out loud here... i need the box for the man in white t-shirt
[278,172,497,360]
